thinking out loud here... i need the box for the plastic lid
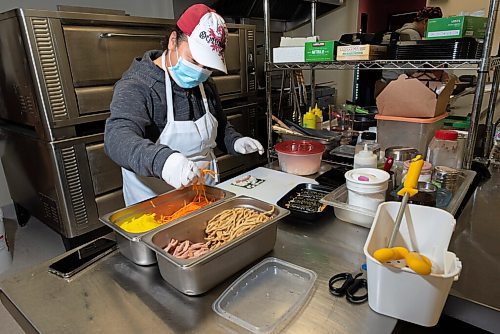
[345,168,390,185]
[275,140,325,155]
[435,130,458,140]
[361,131,376,141]
[212,257,317,334]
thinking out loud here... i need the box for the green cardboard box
[426,16,487,40]
[305,41,337,62]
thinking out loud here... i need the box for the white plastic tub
[345,168,390,213]
[363,202,462,327]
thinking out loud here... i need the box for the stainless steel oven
[211,24,256,100]
[0,8,259,241]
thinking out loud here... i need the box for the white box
[279,36,318,47]
[273,47,305,63]
[363,202,462,327]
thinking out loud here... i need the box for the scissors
[328,272,368,304]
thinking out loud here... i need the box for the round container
[433,165,460,192]
[426,130,459,169]
[385,146,420,162]
[385,147,420,186]
[408,182,437,207]
[402,160,433,183]
[345,168,390,213]
[275,140,325,176]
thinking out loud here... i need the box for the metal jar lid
[434,166,459,178]
[385,146,419,162]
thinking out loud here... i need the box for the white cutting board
[217,167,318,204]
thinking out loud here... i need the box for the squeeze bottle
[353,143,377,169]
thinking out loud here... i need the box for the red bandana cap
[177,4,228,74]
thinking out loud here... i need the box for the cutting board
[217,167,318,204]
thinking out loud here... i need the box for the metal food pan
[141,196,290,295]
[99,186,235,266]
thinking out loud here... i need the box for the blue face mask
[168,50,212,89]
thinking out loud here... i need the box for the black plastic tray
[277,183,334,222]
[315,165,351,189]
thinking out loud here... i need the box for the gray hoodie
[104,50,242,179]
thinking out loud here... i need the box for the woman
[104,4,263,206]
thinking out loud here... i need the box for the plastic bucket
[345,168,390,212]
[363,202,461,327]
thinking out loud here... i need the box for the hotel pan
[99,186,234,266]
[141,196,290,295]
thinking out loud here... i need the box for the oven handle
[99,32,165,39]
[227,113,243,121]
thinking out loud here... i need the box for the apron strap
[161,51,175,122]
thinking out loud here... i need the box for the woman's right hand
[161,153,201,189]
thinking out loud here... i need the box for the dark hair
[415,7,443,21]
[174,25,187,46]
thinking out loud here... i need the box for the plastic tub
[275,140,325,176]
[363,202,462,327]
[345,168,390,213]
[320,184,376,228]
[213,257,317,334]
[376,113,448,156]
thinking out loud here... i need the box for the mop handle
[388,155,424,248]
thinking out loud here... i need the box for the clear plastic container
[426,130,460,169]
[320,184,376,228]
[376,113,447,155]
[213,257,317,334]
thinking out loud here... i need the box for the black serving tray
[277,183,334,222]
[315,165,351,189]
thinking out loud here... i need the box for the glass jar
[402,160,433,183]
[426,130,459,169]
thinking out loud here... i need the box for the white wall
[0,0,174,19]
[285,0,359,105]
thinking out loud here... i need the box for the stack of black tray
[388,37,483,60]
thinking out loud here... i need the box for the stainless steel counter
[0,216,396,333]
[0,164,479,333]
[444,167,500,332]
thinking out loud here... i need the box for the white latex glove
[234,137,264,155]
[161,153,201,189]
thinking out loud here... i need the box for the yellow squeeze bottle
[313,103,323,130]
[303,107,317,129]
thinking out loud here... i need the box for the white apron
[121,51,219,206]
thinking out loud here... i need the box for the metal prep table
[0,164,477,333]
[444,167,500,332]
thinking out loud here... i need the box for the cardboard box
[426,16,487,40]
[336,45,387,61]
[273,47,305,63]
[305,41,337,62]
[376,74,456,118]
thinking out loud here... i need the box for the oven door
[62,25,171,115]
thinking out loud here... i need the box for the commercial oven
[0,8,259,242]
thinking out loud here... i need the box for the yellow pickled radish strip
[117,213,162,233]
